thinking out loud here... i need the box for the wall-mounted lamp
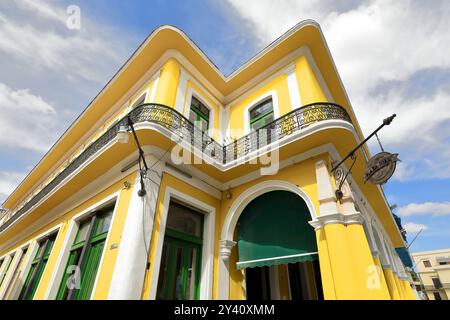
[117,115,149,197]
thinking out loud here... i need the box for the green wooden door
[156,201,203,300]
[156,235,201,300]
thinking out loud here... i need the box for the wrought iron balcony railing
[0,102,351,232]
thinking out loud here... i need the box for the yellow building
[0,20,417,300]
[412,249,450,300]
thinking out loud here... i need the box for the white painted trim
[89,191,123,299]
[149,73,160,103]
[285,64,302,109]
[237,252,318,267]
[44,192,120,300]
[243,90,280,134]
[0,246,27,299]
[221,180,317,242]
[6,241,36,300]
[0,255,13,288]
[163,165,221,200]
[147,187,215,300]
[219,105,230,143]
[181,66,222,107]
[174,69,189,113]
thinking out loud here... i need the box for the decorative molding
[308,212,365,230]
[219,240,236,260]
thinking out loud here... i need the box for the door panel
[156,237,200,300]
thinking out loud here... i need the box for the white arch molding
[218,180,317,299]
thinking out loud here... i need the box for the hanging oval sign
[364,152,399,184]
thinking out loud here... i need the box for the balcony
[0,102,352,232]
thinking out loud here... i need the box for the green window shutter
[237,191,317,269]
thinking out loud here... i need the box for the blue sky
[0,0,449,253]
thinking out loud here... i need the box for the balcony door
[156,201,203,300]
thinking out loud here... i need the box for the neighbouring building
[0,20,417,300]
[412,249,450,300]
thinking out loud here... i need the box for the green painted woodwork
[156,201,203,300]
[56,207,113,300]
[189,97,209,131]
[237,191,317,269]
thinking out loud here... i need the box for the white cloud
[403,222,428,234]
[0,0,133,155]
[0,0,126,85]
[398,202,450,217]
[0,171,26,203]
[0,83,59,152]
[226,0,450,180]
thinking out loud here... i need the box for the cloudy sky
[0,0,449,252]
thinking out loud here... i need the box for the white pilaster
[108,159,163,300]
[285,64,302,109]
[174,69,188,113]
[339,180,359,215]
[315,160,339,216]
[217,239,236,300]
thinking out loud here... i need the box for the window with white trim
[56,204,115,300]
[249,98,274,131]
[0,252,15,288]
[189,96,210,131]
[19,232,58,300]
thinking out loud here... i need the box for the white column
[217,239,236,300]
[108,160,163,300]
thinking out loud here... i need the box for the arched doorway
[236,190,323,300]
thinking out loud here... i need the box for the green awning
[237,191,318,270]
